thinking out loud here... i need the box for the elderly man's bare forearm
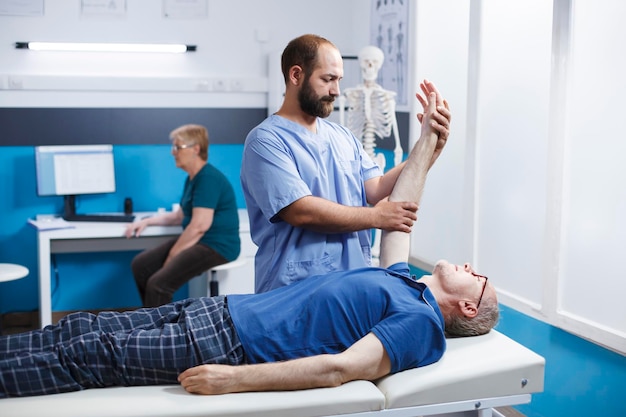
[380,84,451,268]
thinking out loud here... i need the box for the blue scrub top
[241,115,382,292]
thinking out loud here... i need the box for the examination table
[0,330,545,417]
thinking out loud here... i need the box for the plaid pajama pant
[0,296,245,398]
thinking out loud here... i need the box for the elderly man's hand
[179,364,239,395]
[415,80,451,167]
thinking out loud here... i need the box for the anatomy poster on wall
[80,0,126,18]
[0,0,44,16]
[370,0,409,108]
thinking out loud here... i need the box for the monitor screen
[35,144,116,197]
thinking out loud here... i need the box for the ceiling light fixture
[15,42,196,53]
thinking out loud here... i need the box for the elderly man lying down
[0,81,498,398]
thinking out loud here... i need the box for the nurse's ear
[289,65,304,87]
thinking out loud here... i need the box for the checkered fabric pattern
[0,296,244,398]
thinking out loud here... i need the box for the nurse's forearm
[279,195,417,234]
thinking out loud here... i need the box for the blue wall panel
[0,144,245,314]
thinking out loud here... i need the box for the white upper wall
[409,0,625,354]
[409,0,472,272]
[559,0,626,349]
[0,0,369,107]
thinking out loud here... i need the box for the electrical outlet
[8,76,23,89]
[230,79,244,91]
[196,80,211,91]
[213,79,227,91]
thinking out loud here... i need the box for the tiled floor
[2,324,33,335]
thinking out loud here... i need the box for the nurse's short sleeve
[242,131,312,221]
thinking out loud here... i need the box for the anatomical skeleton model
[339,46,403,264]
[339,45,403,171]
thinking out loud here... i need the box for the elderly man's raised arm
[379,81,451,268]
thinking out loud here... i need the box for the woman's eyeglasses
[171,143,195,152]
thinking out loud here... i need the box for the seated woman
[125,124,240,307]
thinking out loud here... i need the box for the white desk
[35,213,181,328]
[35,210,254,328]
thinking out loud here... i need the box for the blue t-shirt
[180,163,240,261]
[241,115,382,293]
[228,262,446,374]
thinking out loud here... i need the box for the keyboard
[63,214,136,223]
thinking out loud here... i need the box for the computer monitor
[35,144,116,217]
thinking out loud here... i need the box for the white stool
[0,263,29,283]
[188,258,252,298]
[0,263,29,335]
[208,258,249,296]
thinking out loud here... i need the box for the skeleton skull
[358,46,384,82]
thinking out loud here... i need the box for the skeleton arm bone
[338,94,347,126]
[389,98,403,166]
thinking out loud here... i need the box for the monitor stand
[63,195,77,218]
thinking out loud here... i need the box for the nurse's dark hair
[280,34,336,82]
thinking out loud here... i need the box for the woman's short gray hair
[169,124,209,161]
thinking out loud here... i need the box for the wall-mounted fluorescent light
[15,42,196,53]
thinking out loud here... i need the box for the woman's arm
[124,208,183,238]
[165,206,214,262]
